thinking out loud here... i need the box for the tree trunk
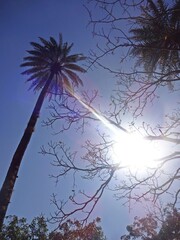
[0,72,54,231]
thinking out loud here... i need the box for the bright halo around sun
[112,132,162,171]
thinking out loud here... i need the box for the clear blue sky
[0,1,139,239]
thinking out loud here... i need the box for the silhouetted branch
[40,0,180,226]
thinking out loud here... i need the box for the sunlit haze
[73,92,163,172]
[112,132,163,171]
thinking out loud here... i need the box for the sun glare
[112,132,162,171]
[72,92,163,172]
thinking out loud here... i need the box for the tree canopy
[121,205,180,240]
[0,215,106,240]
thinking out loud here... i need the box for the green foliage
[121,206,180,240]
[49,217,106,240]
[0,215,47,240]
[21,33,86,97]
[30,216,48,240]
[0,216,106,240]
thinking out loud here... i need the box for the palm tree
[130,0,180,73]
[0,34,86,230]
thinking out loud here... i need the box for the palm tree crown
[21,33,86,97]
[130,0,180,73]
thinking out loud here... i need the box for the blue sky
[0,1,144,239]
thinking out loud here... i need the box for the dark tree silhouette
[130,0,180,73]
[121,205,180,240]
[0,215,106,240]
[0,34,86,231]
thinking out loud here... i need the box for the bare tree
[41,0,180,226]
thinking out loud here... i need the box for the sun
[112,132,162,171]
[72,93,163,171]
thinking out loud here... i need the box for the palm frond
[50,37,57,47]
[61,72,73,93]
[66,54,86,63]
[58,33,63,48]
[26,50,43,57]
[148,0,159,15]
[21,33,86,96]
[25,71,48,82]
[30,42,45,51]
[23,56,49,64]
[39,37,50,47]
[21,66,47,75]
[64,63,86,73]
[64,69,84,86]
[130,0,180,74]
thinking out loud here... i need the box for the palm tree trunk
[0,72,54,231]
